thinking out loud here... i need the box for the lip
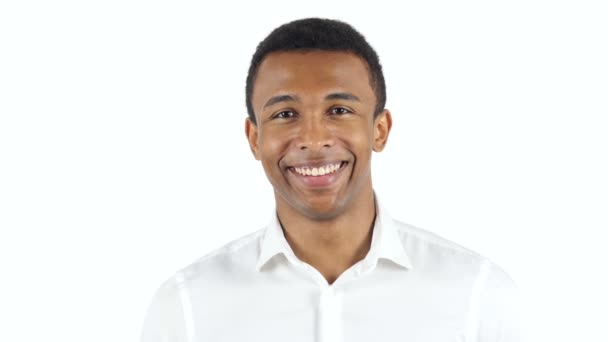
[286,161,349,188]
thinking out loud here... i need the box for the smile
[286,161,349,188]
[292,162,345,177]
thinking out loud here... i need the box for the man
[141,18,522,342]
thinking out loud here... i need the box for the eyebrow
[263,92,360,109]
[263,94,300,109]
[325,92,360,102]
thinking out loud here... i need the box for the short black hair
[245,18,386,124]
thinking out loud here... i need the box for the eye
[330,107,352,115]
[273,110,297,119]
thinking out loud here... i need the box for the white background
[1,1,606,341]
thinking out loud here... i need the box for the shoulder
[391,219,514,283]
[392,220,523,324]
[160,228,266,290]
[394,220,485,262]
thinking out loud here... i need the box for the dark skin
[246,51,392,284]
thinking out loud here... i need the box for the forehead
[251,51,375,109]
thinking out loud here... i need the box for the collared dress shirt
[141,202,522,342]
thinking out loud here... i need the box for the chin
[298,197,347,221]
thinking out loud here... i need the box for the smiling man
[141,18,523,342]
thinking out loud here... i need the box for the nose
[296,117,334,151]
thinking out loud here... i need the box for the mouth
[289,161,347,176]
[286,161,349,188]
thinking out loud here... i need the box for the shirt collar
[255,209,299,271]
[367,198,413,270]
[255,197,412,272]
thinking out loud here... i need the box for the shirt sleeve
[476,262,526,342]
[140,278,189,342]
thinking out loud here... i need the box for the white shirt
[141,201,523,342]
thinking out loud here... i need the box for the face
[246,51,392,221]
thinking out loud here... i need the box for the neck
[276,187,376,285]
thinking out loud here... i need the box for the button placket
[318,286,342,342]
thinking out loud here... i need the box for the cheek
[258,128,292,167]
[335,122,374,151]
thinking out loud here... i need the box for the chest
[186,275,472,342]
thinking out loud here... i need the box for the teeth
[293,163,343,177]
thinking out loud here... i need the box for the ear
[372,109,392,152]
[245,118,261,160]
